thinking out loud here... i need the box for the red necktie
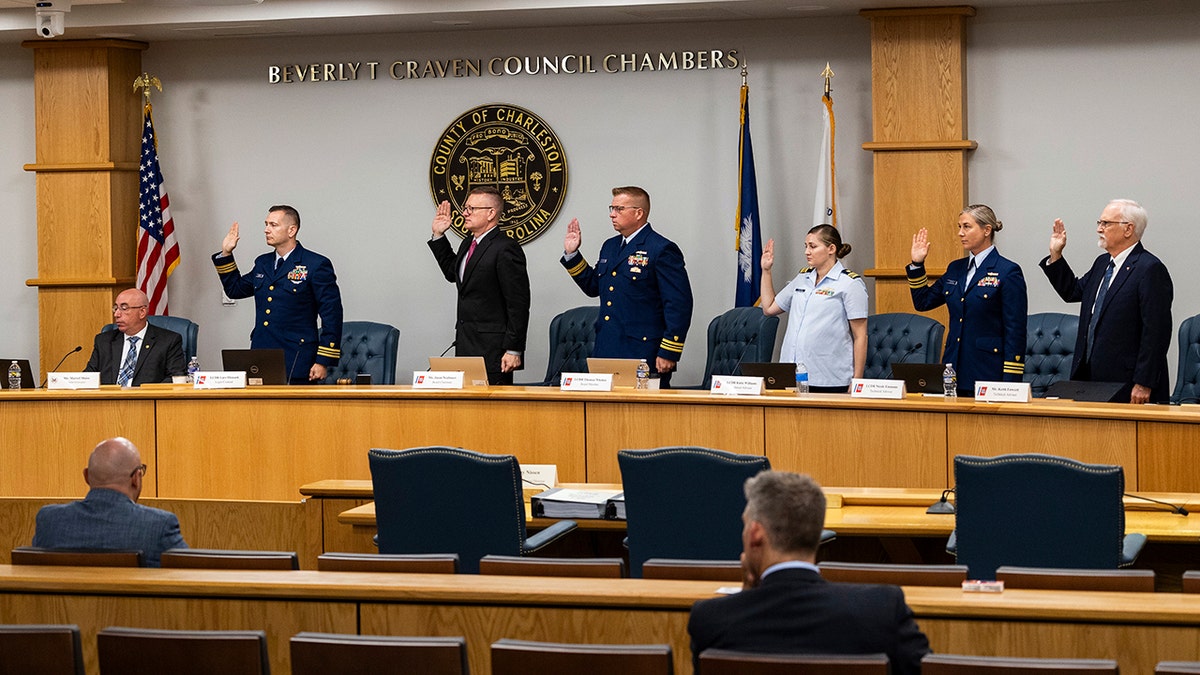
[464,238,478,266]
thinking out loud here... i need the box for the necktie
[464,238,478,266]
[1086,260,1116,360]
[965,258,977,287]
[117,336,140,386]
[275,257,283,270]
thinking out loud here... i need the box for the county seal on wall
[429,103,568,245]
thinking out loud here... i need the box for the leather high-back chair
[491,639,672,675]
[368,447,577,573]
[864,313,945,379]
[952,453,1145,580]
[323,321,400,384]
[1172,314,1200,403]
[290,633,468,675]
[618,447,769,578]
[541,306,598,386]
[696,307,779,389]
[700,649,889,674]
[160,548,299,570]
[103,314,199,362]
[97,627,270,675]
[0,624,85,675]
[11,546,143,567]
[1024,312,1078,397]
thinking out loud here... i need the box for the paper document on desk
[531,488,622,519]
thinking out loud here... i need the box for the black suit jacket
[429,228,531,382]
[687,567,931,675]
[84,323,187,386]
[1040,242,1173,402]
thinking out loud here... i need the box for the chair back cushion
[159,548,299,570]
[0,624,84,675]
[291,633,468,675]
[97,627,269,675]
[1024,312,1078,397]
[953,453,1125,580]
[543,306,598,385]
[864,313,945,379]
[700,307,780,389]
[618,447,769,577]
[324,321,400,384]
[491,639,672,675]
[1173,314,1200,403]
[700,649,889,675]
[369,447,526,573]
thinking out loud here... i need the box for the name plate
[46,372,100,390]
[413,371,464,389]
[975,381,1031,403]
[710,375,765,396]
[560,373,613,391]
[193,371,247,389]
[851,378,906,399]
[521,464,558,490]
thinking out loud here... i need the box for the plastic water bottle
[7,360,21,390]
[794,361,809,396]
[186,356,200,383]
[943,363,957,399]
[635,359,650,390]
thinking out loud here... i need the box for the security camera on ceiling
[35,0,70,39]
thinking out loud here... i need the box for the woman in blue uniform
[907,204,1027,395]
[761,224,868,393]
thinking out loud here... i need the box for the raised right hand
[910,228,930,264]
[761,238,775,271]
[563,218,581,254]
[431,200,452,237]
[1049,218,1067,261]
[221,221,239,256]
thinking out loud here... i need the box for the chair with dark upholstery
[818,562,968,587]
[97,626,269,675]
[1024,312,1078,397]
[700,649,889,674]
[160,548,299,570]
[491,639,672,675]
[323,321,400,385]
[368,447,577,574]
[951,453,1145,580]
[290,633,468,675]
[641,558,743,582]
[11,546,143,567]
[995,565,1155,592]
[922,654,1118,674]
[695,307,779,389]
[479,555,625,578]
[864,313,945,379]
[539,306,598,386]
[317,552,459,573]
[103,314,200,362]
[0,624,85,675]
[618,447,770,578]
[1172,314,1200,404]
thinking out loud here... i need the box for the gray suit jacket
[32,488,187,567]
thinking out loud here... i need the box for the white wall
[0,43,37,367]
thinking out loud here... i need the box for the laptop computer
[889,362,945,394]
[1043,379,1124,403]
[0,358,36,389]
[738,362,796,390]
[428,356,490,387]
[586,357,643,388]
[221,348,288,385]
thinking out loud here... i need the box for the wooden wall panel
[872,151,967,271]
[1138,422,1200,492]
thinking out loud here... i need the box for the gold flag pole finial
[821,62,834,97]
[133,72,162,105]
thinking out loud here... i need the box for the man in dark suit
[428,186,530,385]
[213,204,344,384]
[33,437,188,568]
[561,186,693,387]
[687,471,930,674]
[84,288,186,386]
[1041,199,1173,403]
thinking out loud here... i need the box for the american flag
[136,103,180,315]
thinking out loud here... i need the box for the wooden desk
[6,387,1200,500]
[4,565,1200,674]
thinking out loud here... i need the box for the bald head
[85,437,145,500]
[112,288,150,336]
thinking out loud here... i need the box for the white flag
[813,93,837,228]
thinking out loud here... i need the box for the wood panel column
[860,6,976,330]
[22,39,147,372]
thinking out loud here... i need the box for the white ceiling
[0,0,1131,44]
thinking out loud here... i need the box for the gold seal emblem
[429,103,568,245]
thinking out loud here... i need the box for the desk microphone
[926,487,955,514]
[886,342,924,378]
[39,345,82,388]
[551,342,584,385]
[426,341,457,370]
[1124,492,1189,516]
[730,333,759,376]
[289,344,305,385]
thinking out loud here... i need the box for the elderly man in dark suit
[84,288,186,386]
[687,471,931,674]
[428,185,531,385]
[32,437,188,567]
[1041,199,1173,403]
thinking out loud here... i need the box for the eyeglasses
[609,205,640,214]
[461,205,494,215]
[112,304,147,314]
[130,464,147,478]
[1096,220,1131,228]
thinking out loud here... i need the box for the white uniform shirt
[776,261,869,387]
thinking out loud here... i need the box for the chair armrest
[523,520,578,553]
[1120,533,1147,566]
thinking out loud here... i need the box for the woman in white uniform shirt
[761,224,868,393]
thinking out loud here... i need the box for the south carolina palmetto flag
[735,81,762,308]
[813,90,838,228]
[136,103,181,315]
